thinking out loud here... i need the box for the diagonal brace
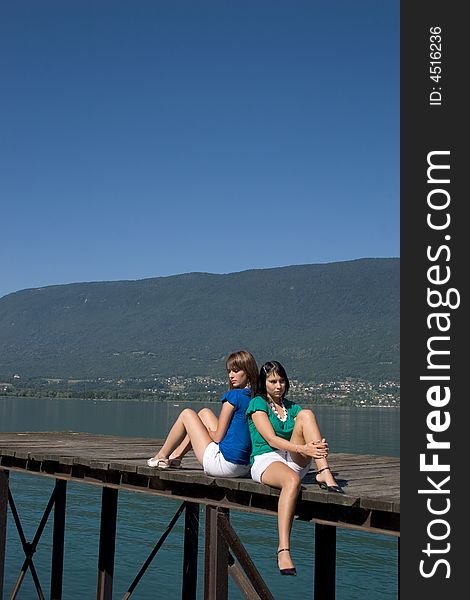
[8,483,59,599]
[218,512,275,600]
[121,500,187,599]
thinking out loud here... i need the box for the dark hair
[257,361,290,399]
[226,350,259,392]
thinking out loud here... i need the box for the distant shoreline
[0,393,400,408]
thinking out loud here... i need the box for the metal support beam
[228,557,262,600]
[204,506,229,600]
[219,514,275,600]
[122,501,186,600]
[50,479,67,600]
[0,470,9,600]
[314,523,336,600]
[96,487,118,600]
[397,537,400,600]
[9,485,57,600]
[182,502,199,600]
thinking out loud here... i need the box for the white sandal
[147,456,170,469]
[147,456,182,469]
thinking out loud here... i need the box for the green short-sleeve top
[246,395,302,463]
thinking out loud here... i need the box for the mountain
[0,258,399,382]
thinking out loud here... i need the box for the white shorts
[202,442,251,478]
[250,450,312,484]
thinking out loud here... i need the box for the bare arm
[209,401,235,443]
[251,411,328,458]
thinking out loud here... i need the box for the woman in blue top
[147,350,258,477]
[246,361,343,576]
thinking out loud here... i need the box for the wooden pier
[0,431,400,599]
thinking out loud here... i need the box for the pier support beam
[218,512,275,600]
[397,537,400,600]
[97,487,118,600]
[314,523,336,600]
[182,502,199,600]
[50,479,67,600]
[204,506,229,600]
[0,470,8,600]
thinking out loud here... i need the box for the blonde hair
[226,350,259,392]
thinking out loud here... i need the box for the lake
[0,396,399,599]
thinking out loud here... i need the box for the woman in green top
[246,360,343,576]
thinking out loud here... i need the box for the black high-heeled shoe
[277,548,297,576]
[315,466,344,494]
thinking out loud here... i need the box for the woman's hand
[296,439,329,459]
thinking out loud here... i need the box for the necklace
[267,398,287,422]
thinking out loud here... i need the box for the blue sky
[1,0,399,299]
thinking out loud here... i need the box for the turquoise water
[1,397,399,599]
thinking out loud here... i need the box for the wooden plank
[0,432,400,537]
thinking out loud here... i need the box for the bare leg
[290,409,338,487]
[261,462,301,571]
[151,408,213,464]
[169,408,219,461]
